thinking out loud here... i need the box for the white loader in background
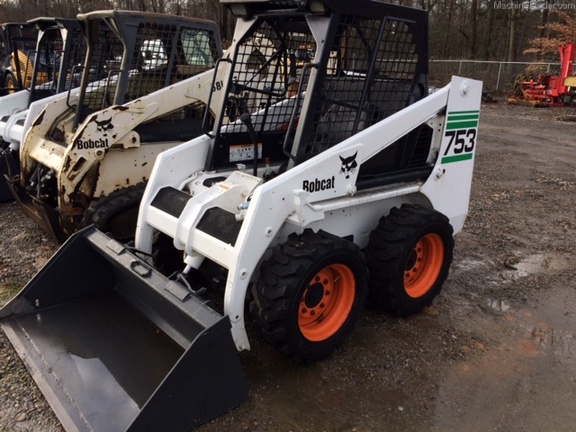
[6,10,223,241]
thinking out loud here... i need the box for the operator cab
[205,0,431,188]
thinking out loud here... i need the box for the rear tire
[5,72,18,93]
[366,204,454,316]
[82,184,145,242]
[250,229,367,362]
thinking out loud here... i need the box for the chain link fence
[429,59,562,93]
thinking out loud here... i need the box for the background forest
[1,0,575,63]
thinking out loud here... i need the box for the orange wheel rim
[298,264,356,342]
[404,233,444,298]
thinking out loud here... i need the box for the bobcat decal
[95,117,114,135]
[301,151,359,193]
[339,152,358,179]
[76,118,113,150]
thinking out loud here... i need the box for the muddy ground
[1,102,576,431]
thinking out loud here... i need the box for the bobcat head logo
[339,152,358,179]
[95,117,114,135]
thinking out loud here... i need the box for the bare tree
[469,0,478,58]
[507,4,517,63]
[483,0,495,59]
[526,11,576,57]
[0,0,575,64]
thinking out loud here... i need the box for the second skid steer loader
[7,10,223,241]
[1,1,483,431]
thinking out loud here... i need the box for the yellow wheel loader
[1,1,483,431]
[6,10,223,242]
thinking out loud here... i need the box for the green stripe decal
[447,110,480,121]
[441,153,474,164]
[442,111,479,164]
[448,110,480,116]
[446,120,479,130]
[447,113,479,121]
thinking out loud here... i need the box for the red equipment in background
[511,43,576,107]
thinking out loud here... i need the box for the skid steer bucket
[0,227,248,432]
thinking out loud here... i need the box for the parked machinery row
[1,1,482,431]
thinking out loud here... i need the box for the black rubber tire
[250,229,367,362]
[81,183,146,242]
[366,204,454,316]
[5,72,19,93]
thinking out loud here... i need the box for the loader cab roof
[77,9,220,28]
[221,0,429,18]
[0,22,37,36]
[28,17,80,32]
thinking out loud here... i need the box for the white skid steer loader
[0,1,483,431]
[0,17,86,202]
[6,10,223,241]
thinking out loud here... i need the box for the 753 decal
[441,110,480,164]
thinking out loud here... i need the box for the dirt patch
[1,101,576,431]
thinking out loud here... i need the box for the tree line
[1,0,574,61]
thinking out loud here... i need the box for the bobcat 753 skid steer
[0,17,86,202]
[6,10,223,241]
[0,0,483,431]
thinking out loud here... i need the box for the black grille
[225,19,315,131]
[303,16,421,161]
[82,23,123,111]
[208,17,315,169]
[407,124,433,168]
[31,24,86,101]
[79,18,220,123]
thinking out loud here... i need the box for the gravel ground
[0,203,59,432]
[1,101,576,431]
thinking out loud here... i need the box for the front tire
[250,229,367,362]
[81,184,146,242]
[366,204,454,316]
